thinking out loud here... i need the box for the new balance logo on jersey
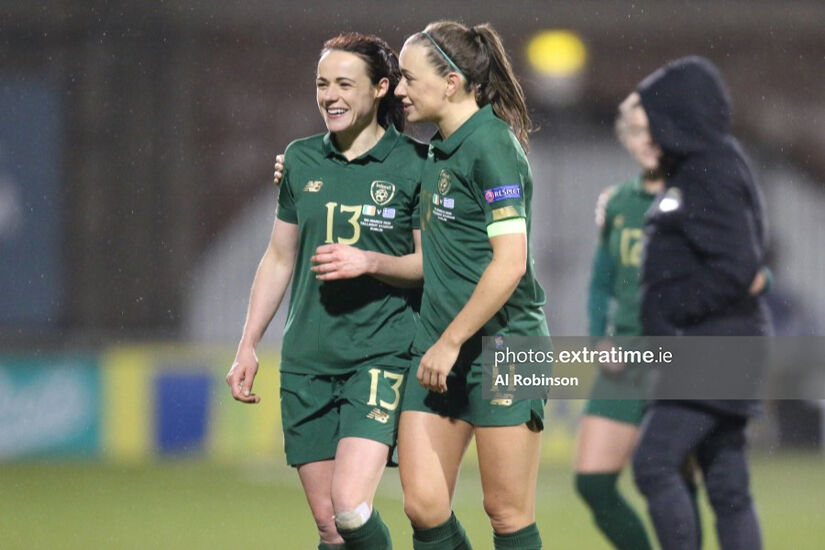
[303,180,323,192]
[490,398,513,406]
[367,408,390,424]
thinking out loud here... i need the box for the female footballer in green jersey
[394,21,547,550]
[573,94,664,550]
[226,34,426,550]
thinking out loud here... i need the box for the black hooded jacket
[638,56,770,338]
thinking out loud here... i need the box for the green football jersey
[413,105,548,357]
[588,177,656,337]
[276,125,426,374]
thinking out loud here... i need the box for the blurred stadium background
[2,1,824,548]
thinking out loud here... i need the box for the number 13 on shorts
[367,368,404,411]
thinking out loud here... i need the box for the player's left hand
[418,338,460,393]
[311,243,374,281]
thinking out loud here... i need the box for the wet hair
[321,33,405,131]
[408,21,531,151]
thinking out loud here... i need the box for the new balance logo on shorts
[367,408,390,424]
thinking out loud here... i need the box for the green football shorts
[401,354,544,430]
[582,368,648,426]
[280,366,407,466]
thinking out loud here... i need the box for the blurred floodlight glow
[525,29,588,107]
[526,30,587,77]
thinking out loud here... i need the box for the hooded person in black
[638,56,769,342]
[629,57,768,550]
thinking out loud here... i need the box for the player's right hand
[273,154,285,186]
[594,186,615,229]
[417,337,459,393]
[226,347,261,404]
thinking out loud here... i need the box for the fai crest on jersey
[370,180,396,206]
[437,170,452,195]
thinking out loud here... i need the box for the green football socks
[575,472,653,550]
[493,522,542,549]
[337,509,392,550]
[412,512,473,549]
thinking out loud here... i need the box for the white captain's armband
[487,217,527,238]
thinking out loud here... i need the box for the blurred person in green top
[394,21,547,550]
[573,93,664,550]
[225,33,426,550]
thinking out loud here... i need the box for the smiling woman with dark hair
[225,33,426,550]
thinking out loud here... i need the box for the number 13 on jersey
[325,201,362,245]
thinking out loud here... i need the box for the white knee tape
[334,501,372,531]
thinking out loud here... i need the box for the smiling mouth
[326,107,348,118]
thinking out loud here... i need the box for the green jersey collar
[429,104,496,156]
[322,124,401,163]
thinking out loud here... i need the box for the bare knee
[403,485,452,528]
[331,487,368,517]
[330,468,378,521]
[483,495,532,534]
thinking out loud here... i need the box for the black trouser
[632,402,762,550]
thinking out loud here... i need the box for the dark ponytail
[322,33,405,131]
[410,21,531,151]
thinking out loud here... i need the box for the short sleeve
[275,152,298,224]
[471,131,527,227]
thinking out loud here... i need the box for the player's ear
[444,72,462,98]
[375,77,389,99]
